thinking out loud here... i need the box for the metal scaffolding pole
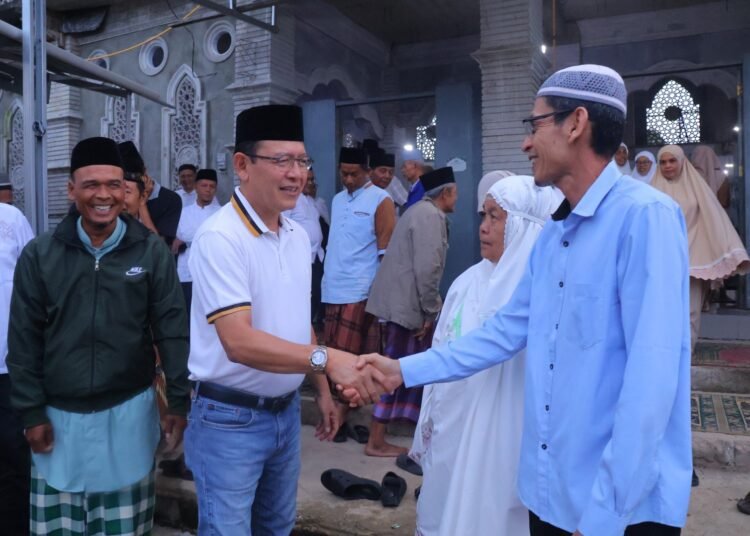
[22,0,48,233]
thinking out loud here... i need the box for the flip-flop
[381,471,407,507]
[396,453,423,476]
[737,492,750,515]
[414,485,421,500]
[158,456,194,481]
[347,424,370,444]
[321,469,382,501]
[333,423,349,443]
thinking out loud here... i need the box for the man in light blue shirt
[353,65,691,536]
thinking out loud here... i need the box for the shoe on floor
[396,453,423,476]
[321,468,382,501]
[692,469,699,487]
[737,492,750,515]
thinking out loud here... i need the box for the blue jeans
[184,390,301,536]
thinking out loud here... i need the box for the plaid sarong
[372,321,433,424]
[323,301,380,354]
[30,465,155,536]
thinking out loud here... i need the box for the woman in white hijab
[613,142,632,175]
[410,175,563,536]
[630,150,657,184]
[651,144,749,349]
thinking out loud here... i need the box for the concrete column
[46,35,82,224]
[474,0,548,175]
[229,2,299,122]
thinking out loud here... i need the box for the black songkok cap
[234,104,305,149]
[339,147,369,167]
[196,168,218,182]
[420,166,455,192]
[117,141,145,175]
[0,182,11,191]
[362,139,380,154]
[72,137,124,173]
[178,163,197,173]
[370,151,395,168]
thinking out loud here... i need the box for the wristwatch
[309,345,328,373]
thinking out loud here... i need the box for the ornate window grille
[646,80,700,145]
[416,115,437,162]
[161,65,206,189]
[101,95,139,145]
[8,105,24,211]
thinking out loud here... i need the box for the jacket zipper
[90,257,100,394]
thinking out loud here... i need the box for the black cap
[0,183,11,191]
[196,168,218,182]
[370,151,395,168]
[178,163,197,173]
[117,141,146,175]
[362,139,380,154]
[72,137,124,173]
[339,147,369,167]
[420,166,455,192]
[234,104,305,149]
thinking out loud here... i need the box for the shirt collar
[346,181,371,201]
[551,161,620,221]
[149,182,161,201]
[231,187,289,237]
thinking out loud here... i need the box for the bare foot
[364,441,408,457]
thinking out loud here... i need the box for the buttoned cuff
[577,501,630,536]
[400,352,431,388]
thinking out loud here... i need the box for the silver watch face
[311,349,326,366]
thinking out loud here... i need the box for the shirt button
[558,281,564,288]
[555,323,558,330]
[549,364,554,370]
[541,444,548,450]
[545,405,550,411]
[563,240,569,247]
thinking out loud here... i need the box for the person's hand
[162,414,188,453]
[339,353,404,406]
[25,423,54,453]
[314,393,340,441]
[325,348,387,406]
[142,174,155,199]
[415,320,433,341]
[171,238,184,255]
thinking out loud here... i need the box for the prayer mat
[691,391,750,436]
[372,321,434,424]
[692,341,750,367]
[323,300,380,354]
[30,465,155,536]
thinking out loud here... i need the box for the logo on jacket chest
[125,266,146,277]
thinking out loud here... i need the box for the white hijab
[432,175,564,343]
[476,170,513,213]
[614,142,632,176]
[630,150,657,184]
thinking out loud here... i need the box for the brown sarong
[323,300,381,354]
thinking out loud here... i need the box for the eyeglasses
[245,154,314,170]
[522,109,574,136]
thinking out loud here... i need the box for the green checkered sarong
[30,465,155,535]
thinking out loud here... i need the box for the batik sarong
[323,300,380,354]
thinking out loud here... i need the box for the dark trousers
[311,258,323,324]
[0,374,30,535]
[529,512,681,536]
[181,281,193,318]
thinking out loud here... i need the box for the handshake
[326,350,405,406]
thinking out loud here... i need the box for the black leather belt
[195,381,297,413]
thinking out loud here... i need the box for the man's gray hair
[424,182,455,199]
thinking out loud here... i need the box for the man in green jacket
[8,136,190,535]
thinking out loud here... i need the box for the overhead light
[541,44,547,54]
[734,125,741,132]
[403,143,414,151]
[724,170,729,176]
[725,163,735,168]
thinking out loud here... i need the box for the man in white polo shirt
[184,104,384,535]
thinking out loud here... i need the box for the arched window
[101,95,139,145]
[646,80,700,145]
[161,65,206,189]
[416,115,436,162]
[7,104,24,210]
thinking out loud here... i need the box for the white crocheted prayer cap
[537,64,627,116]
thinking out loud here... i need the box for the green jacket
[8,213,190,428]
